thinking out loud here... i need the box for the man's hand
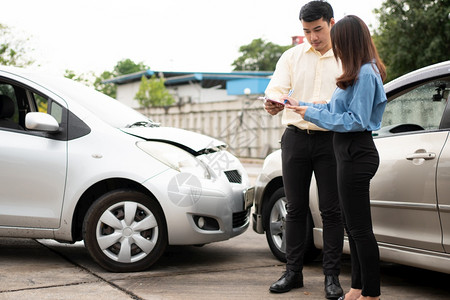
[264,99,284,115]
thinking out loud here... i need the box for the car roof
[384,60,450,95]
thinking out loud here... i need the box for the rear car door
[0,78,67,229]
[370,77,450,252]
[437,138,450,253]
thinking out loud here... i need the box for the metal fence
[138,96,284,159]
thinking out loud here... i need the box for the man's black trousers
[281,125,344,275]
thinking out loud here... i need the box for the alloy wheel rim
[269,197,287,253]
[95,201,159,263]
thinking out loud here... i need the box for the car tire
[83,189,168,272]
[263,186,320,263]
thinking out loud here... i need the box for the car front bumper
[143,167,253,246]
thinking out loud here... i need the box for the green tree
[114,58,149,75]
[92,59,149,98]
[135,75,175,108]
[93,71,117,98]
[0,23,34,67]
[232,38,292,71]
[64,69,91,86]
[373,0,450,81]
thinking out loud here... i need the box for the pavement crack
[0,281,99,294]
[34,239,144,300]
[120,263,286,280]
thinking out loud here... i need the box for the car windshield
[31,73,159,128]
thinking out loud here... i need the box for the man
[264,1,344,299]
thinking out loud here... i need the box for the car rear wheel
[263,186,320,263]
[83,189,167,272]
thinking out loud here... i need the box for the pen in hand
[284,89,294,104]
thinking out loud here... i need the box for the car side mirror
[25,112,60,132]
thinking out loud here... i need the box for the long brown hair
[331,15,386,89]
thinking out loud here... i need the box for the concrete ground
[0,161,449,299]
[1,230,450,300]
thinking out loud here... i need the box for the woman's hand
[285,105,308,118]
[312,100,327,104]
[280,95,298,106]
[280,95,308,118]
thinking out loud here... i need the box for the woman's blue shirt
[301,62,387,132]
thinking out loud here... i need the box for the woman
[284,15,387,300]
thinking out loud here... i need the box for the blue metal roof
[227,78,271,95]
[102,70,273,95]
[102,70,155,84]
[103,70,272,84]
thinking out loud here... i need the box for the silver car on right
[252,60,450,274]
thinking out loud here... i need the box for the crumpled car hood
[121,126,226,154]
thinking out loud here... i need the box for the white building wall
[116,81,239,108]
[116,81,142,109]
[197,87,237,103]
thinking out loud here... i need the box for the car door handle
[406,152,436,160]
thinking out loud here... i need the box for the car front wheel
[263,186,320,263]
[83,189,167,272]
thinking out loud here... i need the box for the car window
[0,83,20,125]
[33,75,152,128]
[380,78,450,135]
[50,101,63,124]
[32,92,63,124]
[34,92,48,113]
[0,79,65,131]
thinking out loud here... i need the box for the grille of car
[233,209,250,228]
[224,170,242,183]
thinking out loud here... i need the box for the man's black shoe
[269,270,303,293]
[324,275,344,299]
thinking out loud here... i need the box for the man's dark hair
[299,0,334,23]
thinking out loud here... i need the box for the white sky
[0,0,383,76]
